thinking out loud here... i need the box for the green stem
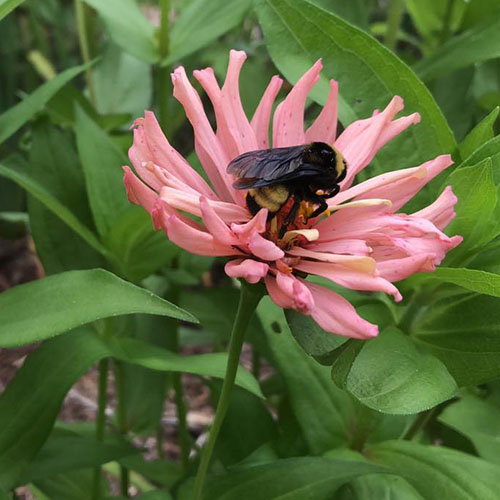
[114,360,129,497]
[403,407,437,440]
[384,0,405,52]
[163,286,191,473]
[92,358,109,500]
[440,0,455,44]
[251,346,261,380]
[173,373,190,472]
[74,0,97,107]
[157,0,171,131]
[193,283,264,500]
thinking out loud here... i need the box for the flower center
[266,197,325,249]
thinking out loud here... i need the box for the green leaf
[0,155,108,257]
[285,309,347,364]
[18,433,137,484]
[0,0,25,20]
[119,455,181,489]
[255,0,456,172]
[439,395,500,464]
[179,457,384,500]
[107,337,263,398]
[341,328,457,414]
[94,43,152,118]
[309,0,372,29]
[104,209,177,283]
[458,107,499,161]
[0,269,196,347]
[213,386,278,466]
[404,0,465,50]
[426,267,500,298]
[27,121,105,273]
[82,0,158,63]
[0,329,109,490]
[258,298,354,453]
[0,63,88,144]
[165,0,251,65]
[34,468,107,500]
[74,106,132,238]
[369,440,500,500]
[414,18,500,81]
[445,158,498,255]
[413,292,500,386]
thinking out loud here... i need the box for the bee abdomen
[246,185,290,215]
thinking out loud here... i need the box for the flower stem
[92,358,109,500]
[193,283,264,500]
[440,0,455,44]
[74,0,97,107]
[157,0,171,131]
[114,360,129,497]
[384,0,405,52]
[403,407,437,440]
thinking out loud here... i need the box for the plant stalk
[92,358,109,500]
[74,0,97,107]
[114,360,129,497]
[384,0,405,52]
[157,0,171,131]
[193,283,264,500]
[403,407,437,440]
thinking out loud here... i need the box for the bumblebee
[227,142,347,236]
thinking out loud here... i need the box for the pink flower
[123,50,462,340]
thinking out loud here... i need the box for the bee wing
[227,146,305,188]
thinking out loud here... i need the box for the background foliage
[1,0,500,498]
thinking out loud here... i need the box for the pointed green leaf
[0,63,88,143]
[82,0,157,63]
[107,337,263,398]
[343,328,457,414]
[369,440,500,500]
[0,329,109,489]
[255,0,455,173]
[0,269,197,347]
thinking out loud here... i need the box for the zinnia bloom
[123,50,462,339]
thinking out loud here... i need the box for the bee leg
[279,196,301,239]
[310,197,329,218]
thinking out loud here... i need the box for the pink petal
[141,111,216,198]
[199,196,240,246]
[194,52,257,159]
[306,239,372,256]
[287,246,376,273]
[304,281,379,339]
[221,50,258,154]
[335,97,420,188]
[225,258,269,284]
[376,254,437,282]
[160,186,249,223]
[230,208,268,238]
[265,273,314,313]
[165,214,241,257]
[272,60,323,147]
[247,232,285,261]
[123,166,157,213]
[305,79,338,144]
[129,127,163,191]
[251,75,283,149]
[374,113,421,152]
[171,66,238,203]
[412,186,458,230]
[294,260,402,302]
[334,155,453,211]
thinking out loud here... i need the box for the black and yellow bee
[227,142,347,236]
